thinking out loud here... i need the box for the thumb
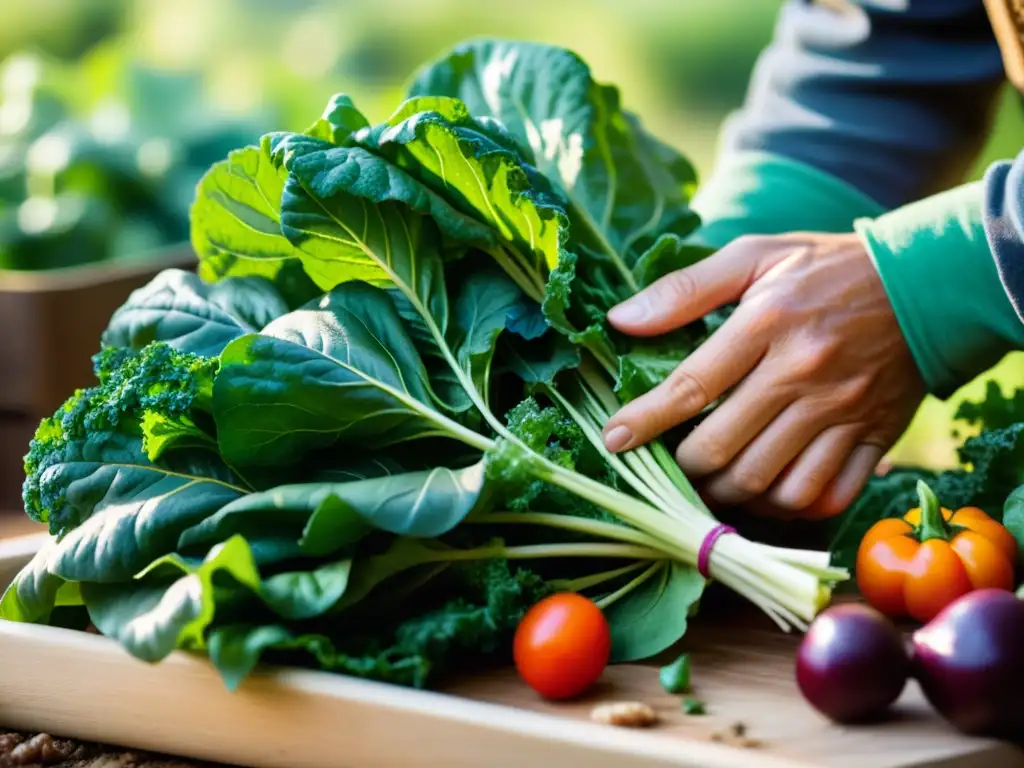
[607,236,766,337]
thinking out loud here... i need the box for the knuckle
[678,435,730,475]
[654,269,698,307]
[840,375,873,408]
[786,342,835,380]
[746,294,788,331]
[663,369,709,413]
[777,475,826,511]
[732,234,764,251]
[727,463,773,498]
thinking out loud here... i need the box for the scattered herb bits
[659,653,692,694]
[682,697,706,715]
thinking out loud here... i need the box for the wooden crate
[0,533,1021,768]
[0,247,196,510]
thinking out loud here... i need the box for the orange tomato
[856,482,1016,623]
[513,593,610,700]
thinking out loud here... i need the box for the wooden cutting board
[453,618,1024,768]
[0,532,1022,768]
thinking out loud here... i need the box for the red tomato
[513,593,611,700]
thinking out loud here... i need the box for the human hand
[601,233,926,517]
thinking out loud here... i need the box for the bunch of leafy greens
[1,39,845,692]
[829,380,1024,573]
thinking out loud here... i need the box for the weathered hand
[601,233,926,516]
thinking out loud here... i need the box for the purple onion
[796,603,910,723]
[912,588,1024,738]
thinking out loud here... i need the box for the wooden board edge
[0,622,813,768]
[0,533,813,768]
[0,246,196,293]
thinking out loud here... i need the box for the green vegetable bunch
[1,39,846,691]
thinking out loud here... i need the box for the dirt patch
[0,732,227,768]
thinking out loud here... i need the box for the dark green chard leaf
[102,269,289,357]
[615,328,706,402]
[602,561,704,662]
[82,535,262,662]
[191,136,320,309]
[214,282,460,468]
[500,332,580,387]
[448,264,524,399]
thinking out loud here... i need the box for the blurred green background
[1,0,1021,470]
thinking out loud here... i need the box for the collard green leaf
[1001,485,1024,562]
[280,143,495,296]
[631,234,712,289]
[214,282,452,467]
[38,433,246,583]
[260,559,354,621]
[334,537,453,610]
[305,93,371,145]
[0,541,67,623]
[190,136,319,309]
[299,461,488,544]
[603,561,704,662]
[82,535,262,663]
[356,97,565,289]
[409,39,700,279]
[102,270,289,357]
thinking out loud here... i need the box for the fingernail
[603,425,634,453]
[607,298,648,326]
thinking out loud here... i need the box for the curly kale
[23,343,219,529]
[208,559,551,690]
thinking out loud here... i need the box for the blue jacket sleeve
[984,152,1024,320]
[716,0,1005,210]
[692,0,1024,392]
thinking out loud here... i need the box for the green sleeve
[692,151,1024,397]
[690,151,885,248]
[855,182,1024,397]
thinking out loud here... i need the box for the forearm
[693,0,1005,248]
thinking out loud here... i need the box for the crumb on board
[709,721,762,749]
[590,701,659,728]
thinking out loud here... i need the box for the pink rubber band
[697,524,736,579]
